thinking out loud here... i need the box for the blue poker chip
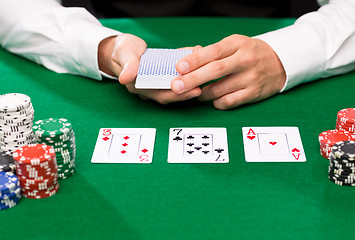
[0,187,21,210]
[0,185,21,198]
[0,198,21,210]
[0,187,21,201]
[0,172,19,196]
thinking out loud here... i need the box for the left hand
[172,34,287,110]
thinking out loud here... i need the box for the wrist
[98,36,117,76]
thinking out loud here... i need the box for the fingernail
[178,61,189,74]
[172,79,184,93]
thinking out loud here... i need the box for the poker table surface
[1,17,355,240]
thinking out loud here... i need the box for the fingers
[111,34,147,85]
[192,45,203,53]
[125,84,202,105]
[198,74,243,102]
[197,72,253,110]
[198,76,265,110]
[172,53,240,94]
[174,36,286,110]
[118,58,140,84]
[176,35,241,75]
[172,35,247,95]
[212,88,255,110]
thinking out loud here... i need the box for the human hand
[172,34,287,110]
[99,35,201,104]
[98,33,147,84]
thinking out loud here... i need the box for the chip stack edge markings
[32,118,76,179]
[0,93,35,156]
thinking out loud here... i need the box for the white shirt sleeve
[256,0,355,91]
[0,0,120,80]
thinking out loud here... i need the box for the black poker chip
[0,151,16,172]
[328,141,355,186]
[330,160,355,168]
[331,141,355,160]
[328,176,355,186]
[328,172,355,182]
[331,168,355,176]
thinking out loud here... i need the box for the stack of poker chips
[0,93,35,154]
[318,130,355,159]
[0,172,22,210]
[13,144,59,199]
[336,108,355,134]
[32,118,76,179]
[0,152,16,173]
[328,141,355,186]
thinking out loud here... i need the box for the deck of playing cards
[135,48,192,89]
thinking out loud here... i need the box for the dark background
[62,0,320,18]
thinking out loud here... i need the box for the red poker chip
[320,144,332,158]
[20,174,58,188]
[336,123,355,133]
[15,161,57,173]
[320,150,329,159]
[15,159,57,174]
[23,182,59,199]
[14,151,58,179]
[337,108,355,124]
[22,180,58,191]
[320,145,332,159]
[13,144,59,198]
[319,130,355,144]
[17,170,57,181]
[15,156,57,169]
[336,121,355,127]
[16,167,57,178]
[319,130,355,159]
[13,144,55,165]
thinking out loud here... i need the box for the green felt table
[1,17,355,240]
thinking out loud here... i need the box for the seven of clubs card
[242,127,306,162]
[91,128,156,164]
[167,128,229,163]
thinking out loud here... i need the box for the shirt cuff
[62,14,121,80]
[254,22,324,92]
[100,70,118,80]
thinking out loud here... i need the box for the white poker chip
[0,93,31,112]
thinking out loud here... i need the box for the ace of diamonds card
[91,128,156,164]
[242,127,306,162]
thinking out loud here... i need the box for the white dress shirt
[256,0,355,91]
[0,0,354,91]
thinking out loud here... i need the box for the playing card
[91,128,156,164]
[242,127,306,162]
[135,48,192,89]
[168,128,229,163]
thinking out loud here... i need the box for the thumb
[118,58,140,85]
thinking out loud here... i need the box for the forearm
[256,0,355,91]
[0,0,120,80]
